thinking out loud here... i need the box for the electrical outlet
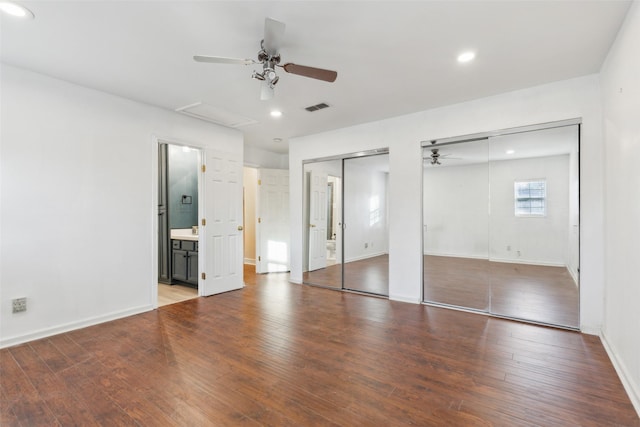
[364,242,368,249]
[12,297,27,313]
[507,245,511,251]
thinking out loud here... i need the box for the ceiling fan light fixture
[457,51,476,63]
[252,71,266,81]
[0,2,34,18]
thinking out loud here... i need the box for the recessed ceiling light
[0,2,34,19]
[273,138,283,143]
[506,149,515,154]
[457,51,476,63]
[270,110,282,118]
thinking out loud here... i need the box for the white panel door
[257,168,290,273]
[201,150,243,296]
[308,170,328,271]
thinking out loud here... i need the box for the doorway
[157,143,200,306]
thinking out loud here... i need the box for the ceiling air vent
[176,102,257,128]
[305,102,330,112]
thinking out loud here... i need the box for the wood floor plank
[0,266,637,426]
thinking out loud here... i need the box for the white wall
[0,65,243,347]
[290,74,604,329]
[245,145,288,169]
[600,1,640,413]
[343,162,389,262]
[489,155,569,265]
[424,163,489,259]
[424,155,571,266]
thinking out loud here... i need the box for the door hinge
[258,217,261,223]
[201,218,206,226]
[258,179,261,185]
[201,165,206,173]
[258,256,261,261]
[201,272,206,280]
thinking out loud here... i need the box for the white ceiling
[1,1,631,154]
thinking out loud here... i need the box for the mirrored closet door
[343,154,390,295]
[422,122,580,329]
[302,151,390,296]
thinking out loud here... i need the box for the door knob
[310,224,316,228]
[237,225,244,231]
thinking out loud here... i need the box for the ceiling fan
[424,148,462,165]
[194,18,338,100]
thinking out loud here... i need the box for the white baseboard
[601,331,640,417]
[568,267,579,287]
[424,252,565,268]
[579,324,601,336]
[244,258,256,265]
[345,251,387,263]
[489,257,565,267]
[424,252,488,260]
[389,294,421,304]
[0,305,154,349]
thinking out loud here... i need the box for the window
[514,180,546,216]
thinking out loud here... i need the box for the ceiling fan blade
[193,55,255,65]
[281,63,338,82]
[260,81,274,101]
[263,18,285,56]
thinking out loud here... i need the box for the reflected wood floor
[2,268,638,426]
[424,255,580,328]
[305,254,579,328]
[304,255,389,295]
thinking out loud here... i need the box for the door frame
[151,136,205,309]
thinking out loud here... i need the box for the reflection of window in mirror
[514,180,546,216]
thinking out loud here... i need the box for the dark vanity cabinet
[171,240,198,286]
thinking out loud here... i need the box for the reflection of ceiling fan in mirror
[193,18,338,100]
[424,148,462,165]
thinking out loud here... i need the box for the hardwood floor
[1,268,637,426]
[158,283,198,307]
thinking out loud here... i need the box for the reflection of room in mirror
[423,124,580,329]
[303,152,390,296]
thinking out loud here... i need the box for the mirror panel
[343,154,390,295]
[488,126,580,327]
[422,124,580,329]
[422,140,490,311]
